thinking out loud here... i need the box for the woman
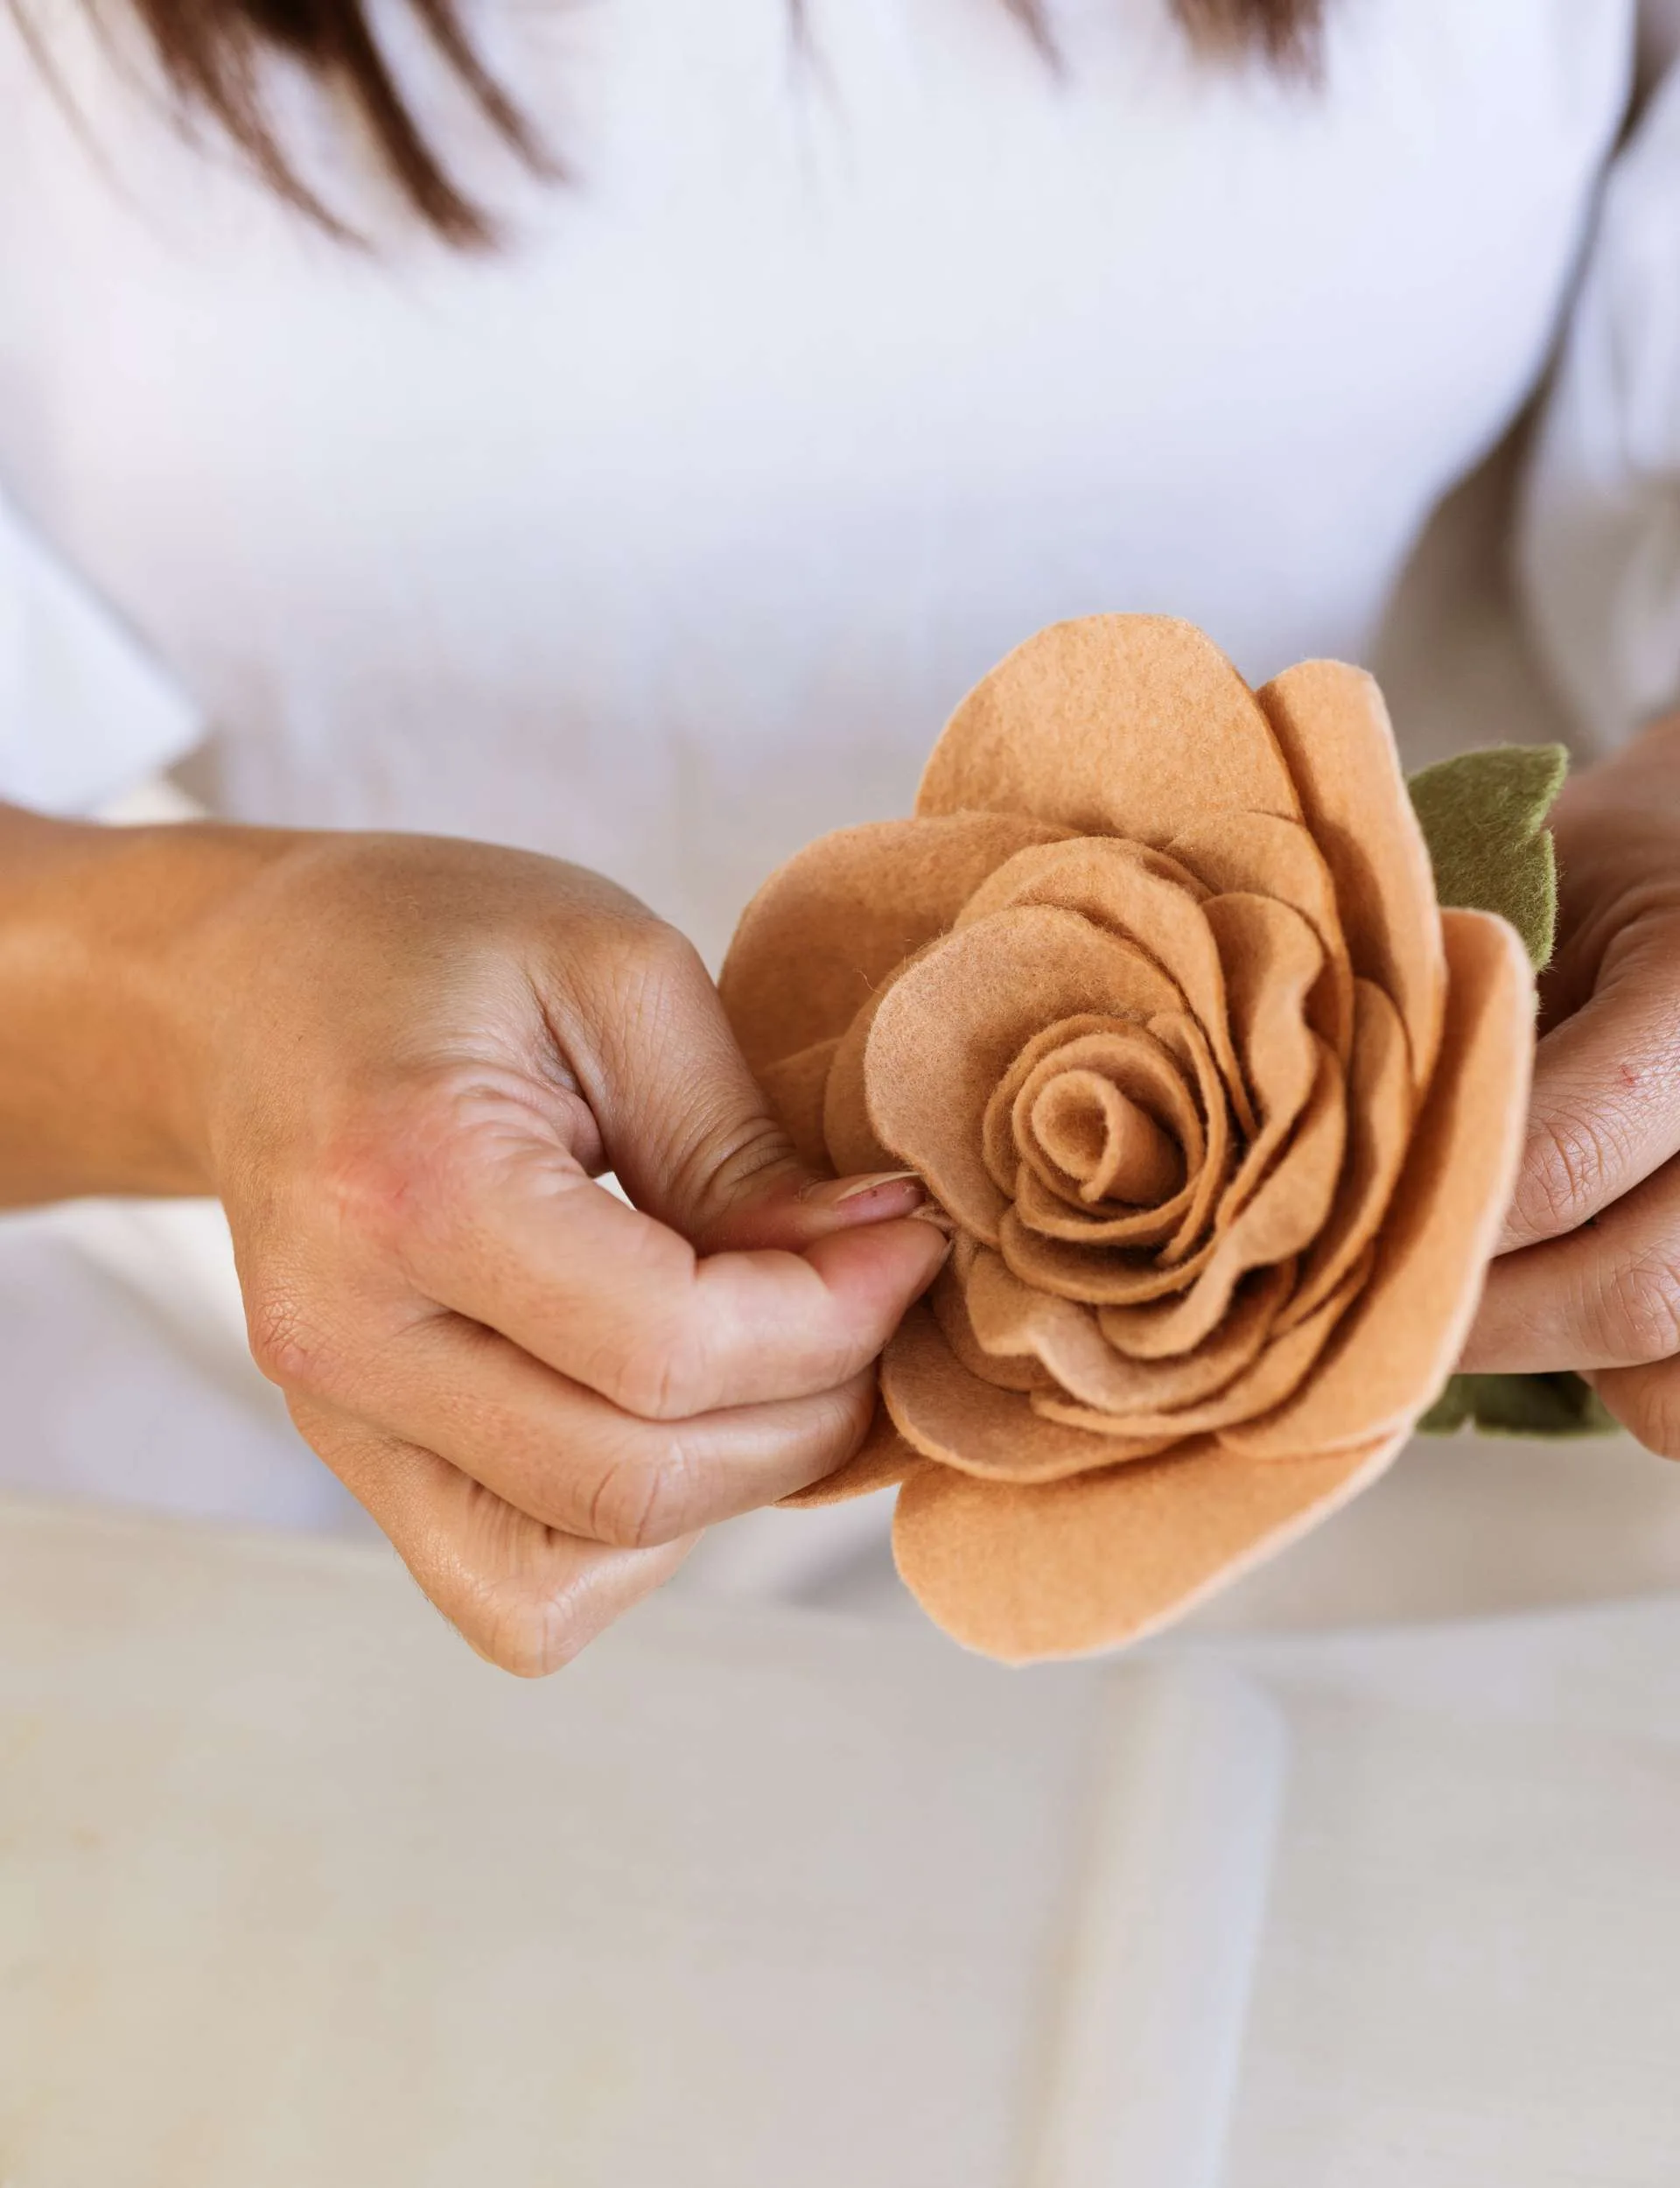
[2,0,1678,1669]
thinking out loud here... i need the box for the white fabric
[1520,56,1680,747]
[0,488,200,812]
[10,1493,1680,2184]
[0,0,1634,954]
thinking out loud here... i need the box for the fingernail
[805,1168,925,1210]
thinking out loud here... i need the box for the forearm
[0,802,297,1205]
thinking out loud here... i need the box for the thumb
[567,919,928,1255]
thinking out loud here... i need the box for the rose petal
[822,974,906,1178]
[918,615,1302,839]
[883,1305,1176,1482]
[760,1040,840,1172]
[721,812,1066,1074]
[865,906,1183,1245]
[1203,894,1324,1231]
[999,1018,1229,1255]
[930,1248,1054,1393]
[999,1202,1221,1304]
[983,1018,1206,1229]
[1256,661,1446,1094]
[778,1405,931,1507]
[1013,1166,1195,1251]
[955,838,1254,1136]
[1025,1072,1183,1205]
[1219,908,1534,1458]
[967,1246,1292,1415]
[891,1423,1410,1662]
[1034,1252,1368,1437]
[1090,1041,1346,1344]
[1276,978,1412,1333]
[1013,1040,1188,1210]
[1167,812,1354,1062]
[1152,1013,1235,1261]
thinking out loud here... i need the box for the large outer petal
[918,617,1301,839]
[891,1425,1410,1662]
[720,812,1064,1074]
[1220,908,1534,1459]
[1256,660,1446,1094]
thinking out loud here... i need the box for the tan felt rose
[721,617,1536,1662]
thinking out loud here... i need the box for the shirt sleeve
[1516,58,1680,751]
[0,487,203,814]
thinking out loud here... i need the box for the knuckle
[468,1582,589,1679]
[1600,1252,1680,1365]
[612,917,706,1035]
[1513,1107,1628,1242]
[598,1320,715,1423]
[322,1080,502,1268]
[581,1439,698,1550]
[245,1282,340,1395]
[689,1112,799,1213]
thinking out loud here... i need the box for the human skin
[0,806,948,1671]
[1461,711,1680,1451]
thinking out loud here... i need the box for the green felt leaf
[1405,743,1619,1438]
[1417,1371,1620,1439]
[1406,743,1569,971]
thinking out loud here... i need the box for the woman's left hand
[1461,711,1680,1451]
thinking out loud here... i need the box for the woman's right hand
[0,813,948,1672]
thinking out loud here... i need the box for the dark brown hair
[106,0,1324,246]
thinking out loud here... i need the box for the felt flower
[721,617,1536,1662]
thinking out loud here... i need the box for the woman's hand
[0,814,946,1670]
[1461,713,1680,1450]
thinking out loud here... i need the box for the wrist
[0,808,304,1203]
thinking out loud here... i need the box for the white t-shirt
[2,0,1679,1589]
[0,0,1660,951]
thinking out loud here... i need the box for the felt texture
[1399,743,1617,1441]
[1416,1371,1618,1438]
[1406,744,1568,971]
[918,616,1302,841]
[1219,911,1532,1460]
[1256,660,1446,1093]
[891,1426,1410,1665]
[721,811,1064,1076]
[727,616,1538,1658]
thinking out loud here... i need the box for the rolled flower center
[1026,1069,1186,1207]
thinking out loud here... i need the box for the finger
[1461,1152,1680,1373]
[301,1306,878,1546]
[555,918,903,1252]
[1592,1357,1680,1461]
[396,1143,949,1417]
[1499,920,1680,1252]
[288,1392,690,1674]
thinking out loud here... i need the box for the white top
[0,0,1661,958]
